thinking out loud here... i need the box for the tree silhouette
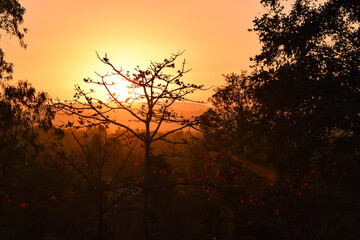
[54,51,205,239]
[0,1,56,187]
[203,0,360,238]
[249,0,359,176]
[53,126,140,240]
[0,81,55,187]
[206,0,359,178]
[0,0,27,81]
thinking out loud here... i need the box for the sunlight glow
[105,75,133,102]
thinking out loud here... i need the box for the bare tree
[54,52,205,240]
[54,126,140,240]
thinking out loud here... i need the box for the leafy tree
[248,0,360,173]
[0,82,58,239]
[206,0,360,178]
[0,0,27,80]
[0,1,56,187]
[0,5,60,236]
[203,0,360,238]
[54,51,205,239]
[0,81,54,186]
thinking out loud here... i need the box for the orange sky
[2,0,264,102]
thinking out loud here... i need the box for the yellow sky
[2,0,264,102]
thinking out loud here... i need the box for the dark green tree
[248,0,360,174]
[206,0,360,179]
[0,0,56,204]
[0,0,56,187]
[203,0,360,239]
[0,81,55,185]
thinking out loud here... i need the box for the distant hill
[54,101,209,132]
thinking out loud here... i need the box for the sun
[88,72,141,104]
[103,75,134,102]
[110,80,132,102]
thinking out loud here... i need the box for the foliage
[203,0,360,239]
[250,0,360,166]
[0,0,57,187]
[0,81,55,185]
[206,0,360,175]
[0,0,27,80]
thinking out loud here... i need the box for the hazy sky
[2,0,264,102]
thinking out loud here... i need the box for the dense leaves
[0,81,55,186]
[203,0,360,239]
[252,0,360,139]
[206,0,360,175]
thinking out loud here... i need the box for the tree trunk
[141,138,151,240]
[97,196,104,240]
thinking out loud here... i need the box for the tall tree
[207,0,360,176]
[0,0,56,194]
[55,52,204,240]
[251,0,359,174]
[203,0,360,238]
